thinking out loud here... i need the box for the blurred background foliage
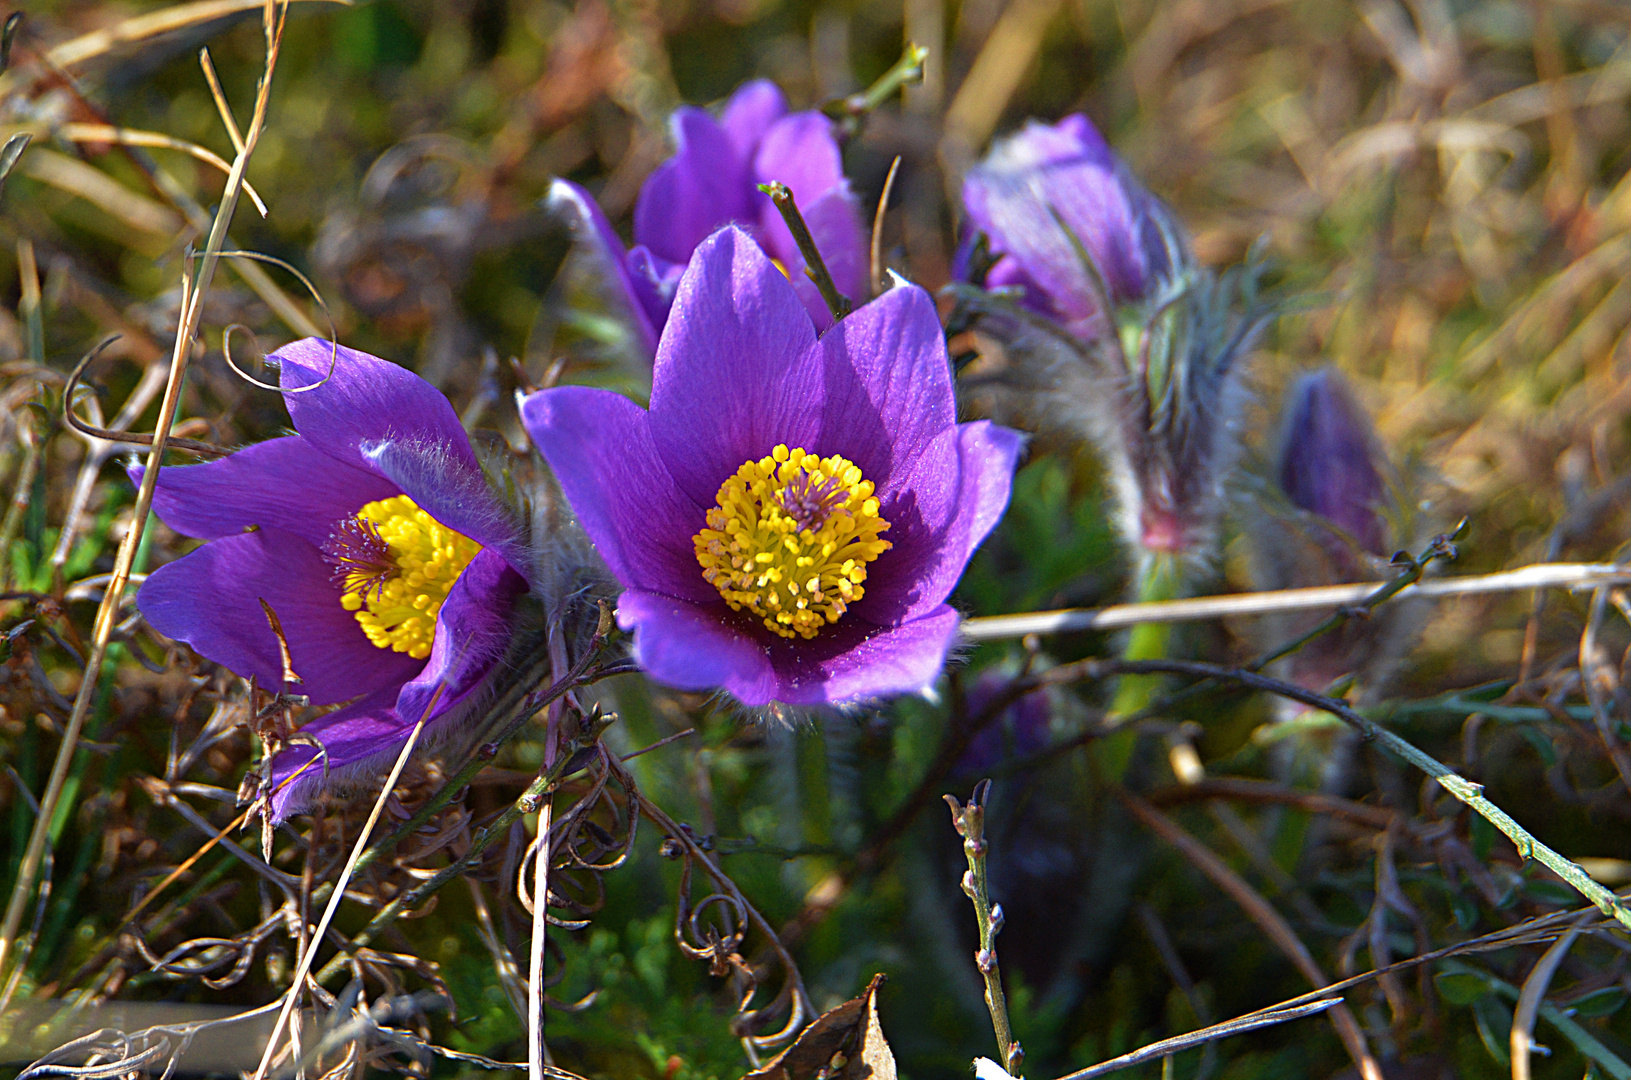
[6,0,1631,1078]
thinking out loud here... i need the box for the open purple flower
[548,79,867,353]
[135,340,531,819]
[961,114,1179,339]
[522,227,1021,706]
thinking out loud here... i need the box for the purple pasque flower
[960,113,1180,339]
[522,227,1022,706]
[1276,368,1390,567]
[956,669,1053,776]
[135,340,531,819]
[955,114,1277,566]
[548,79,867,353]
[1253,368,1413,707]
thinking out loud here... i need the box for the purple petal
[520,386,714,603]
[1278,369,1389,556]
[811,283,957,492]
[982,254,1053,318]
[618,592,962,706]
[864,420,1024,624]
[752,112,846,210]
[615,589,778,699]
[134,437,398,546]
[359,438,529,579]
[646,228,824,507]
[633,108,752,266]
[274,339,481,476]
[769,605,961,704]
[963,114,1171,329]
[720,80,787,161]
[137,527,423,705]
[626,245,685,337]
[546,178,658,357]
[394,548,527,727]
[266,686,402,821]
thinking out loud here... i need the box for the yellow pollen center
[693,445,892,640]
[332,495,482,660]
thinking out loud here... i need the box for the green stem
[758,182,852,322]
[946,783,1024,1077]
[1110,554,1180,721]
[1086,657,1631,934]
[821,42,929,134]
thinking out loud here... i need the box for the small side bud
[1277,368,1389,567]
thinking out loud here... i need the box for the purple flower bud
[1253,369,1415,712]
[962,114,1182,339]
[547,80,867,362]
[956,115,1275,569]
[958,670,1052,775]
[1276,368,1390,566]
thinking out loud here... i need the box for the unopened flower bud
[961,114,1184,339]
[1277,368,1389,568]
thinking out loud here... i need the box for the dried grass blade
[528,795,554,1080]
[1053,999,1339,1080]
[51,123,269,215]
[1116,789,1383,1080]
[30,0,346,76]
[960,561,1631,640]
[1510,916,1589,1080]
[0,0,291,998]
[250,715,430,1080]
[18,148,183,236]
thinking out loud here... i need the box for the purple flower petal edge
[525,226,1023,706]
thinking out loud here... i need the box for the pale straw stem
[528,795,554,1080]
[250,715,430,1080]
[960,561,1631,642]
[0,0,289,1005]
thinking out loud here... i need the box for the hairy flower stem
[946,781,1024,1078]
[758,181,853,322]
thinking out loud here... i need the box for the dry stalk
[529,794,555,1079]
[0,0,290,1002]
[960,561,1631,641]
[250,714,429,1080]
[1509,915,1590,1080]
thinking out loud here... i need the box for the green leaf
[1525,880,1579,908]
[1434,971,1493,1005]
[1472,997,1512,1065]
[1569,988,1629,1019]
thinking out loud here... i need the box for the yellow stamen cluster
[694,445,892,640]
[336,495,481,659]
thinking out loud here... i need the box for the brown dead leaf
[742,973,896,1080]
